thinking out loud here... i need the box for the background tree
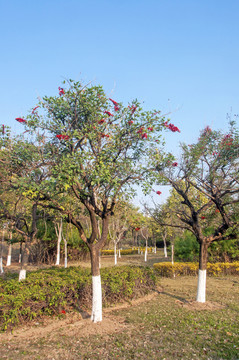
[153,122,239,302]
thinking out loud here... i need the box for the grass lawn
[0,274,238,360]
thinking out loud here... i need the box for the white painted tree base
[196,269,206,303]
[0,257,4,273]
[55,253,60,266]
[19,269,26,281]
[91,275,102,323]
[64,257,67,268]
[144,251,147,262]
[6,255,11,266]
[164,246,167,257]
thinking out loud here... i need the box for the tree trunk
[19,239,30,281]
[63,237,67,268]
[89,245,102,323]
[6,243,12,266]
[0,229,4,274]
[55,219,62,266]
[6,231,13,266]
[171,244,174,265]
[196,240,209,303]
[144,238,148,262]
[163,235,167,257]
[114,242,117,265]
[118,248,121,258]
[19,241,23,263]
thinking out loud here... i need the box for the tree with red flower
[154,121,239,304]
[16,79,177,323]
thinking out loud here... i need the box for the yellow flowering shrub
[101,248,138,255]
[153,261,239,277]
[101,247,155,255]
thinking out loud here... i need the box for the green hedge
[0,265,156,331]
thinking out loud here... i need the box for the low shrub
[0,265,156,332]
[101,247,154,255]
[153,261,239,277]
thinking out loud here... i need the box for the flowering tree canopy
[12,79,179,321]
[153,121,239,302]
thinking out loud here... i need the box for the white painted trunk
[118,249,121,258]
[0,257,4,273]
[19,253,21,264]
[138,247,140,254]
[6,255,11,266]
[164,245,167,258]
[19,269,26,281]
[114,244,117,265]
[91,275,102,323]
[55,240,61,265]
[144,249,147,262]
[55,220,62,266]
[55,252,60,265]
[154,246,157,254]
[64,239,67,268]
[196,269,207,303]
[171,244,174,265]
[7,239,12,266]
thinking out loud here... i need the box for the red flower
[172,162,178,167]
[156,191,162,195]
[104,111,113,116]
[101,133,109,138]
[98,119,105,124]
[148,127,153,131]
[32,106,39,113]
[61,310,66,314]
[141,133,148,139]
[215,209,220,213]
[164,122,180,132]
[135,227,140,231]
[168,123,180,132]
[109,98,118,106]
[114,105,120,111]
[201,216,205,220]
[137,127,144,134]
[202,126,212,135]
[128,105,137,114]
[58,87,65,96]
[16,118,27,123]
[56,134,69,140]
[128,120,134,125]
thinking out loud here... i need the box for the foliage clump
[0,265,156,331]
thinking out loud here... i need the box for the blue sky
[1,0,238,206]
